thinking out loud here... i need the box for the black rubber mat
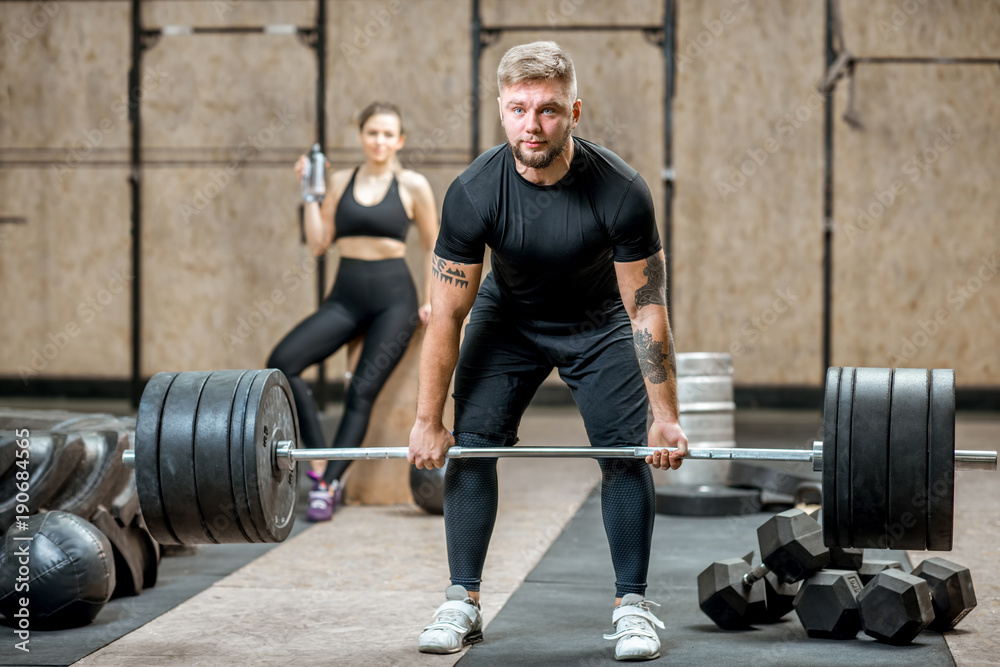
[0,471,316,667]
[457,492,954,667]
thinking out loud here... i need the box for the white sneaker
[604,594,665,661]
[418,585,483,654]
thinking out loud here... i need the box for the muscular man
[408,41,688,662]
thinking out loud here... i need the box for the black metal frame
[820,0,1000,378]
[126,3,327,408]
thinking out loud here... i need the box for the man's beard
[509,122,573,169]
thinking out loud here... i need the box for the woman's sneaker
[418,585,483,654]
[305,472,340,522]
[604,595,665,661]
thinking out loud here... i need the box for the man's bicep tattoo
[633,255,666,311]
[432,257,471,289]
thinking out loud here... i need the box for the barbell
[122,367,996,549]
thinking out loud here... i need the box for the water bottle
[301,143,326,202]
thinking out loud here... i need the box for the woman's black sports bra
[335,168,412,243]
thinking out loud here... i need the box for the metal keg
[661,352,736,486]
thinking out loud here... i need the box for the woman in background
[268,102,438,521]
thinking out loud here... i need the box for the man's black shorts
[453,274,649,447]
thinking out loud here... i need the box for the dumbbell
[798,558,977,645]
[911,557,977,631]
[698,508,829,628]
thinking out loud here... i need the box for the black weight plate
[850,367,892,549]
[726,461,816,497]
[242,370,298,543]
[91,508,144,598]
[229,370,265,543]
[835,367,855,548]
[822,367,841,547]
[886,368,929,549]
[194,370,250,544]
[158,371,214,545]
[927,369,955,551]
[655,484,761,517]
[135,372,179,545]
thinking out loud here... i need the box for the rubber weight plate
[655,484,761,517]
[835,367,856,548]
[158,371,214,545]
[850,368,892,549]
[241,369,298,543]
[822,367,841,547]
[229,370,266,543]
[194,370,251,544]
[886,368,929,549]
[135,373,179,545]
[927,369,955,551]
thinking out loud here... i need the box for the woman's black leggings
[267,257,419,484]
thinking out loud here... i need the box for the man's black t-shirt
[435,137,661,324]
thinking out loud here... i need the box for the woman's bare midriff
[337,236,408,260]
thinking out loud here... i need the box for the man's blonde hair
[497,41,577,100]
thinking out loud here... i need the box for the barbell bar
[122,443,995,469]
[122,367,996,550]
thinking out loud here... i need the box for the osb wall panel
[325,0,472,162]
[0,168,131,379]
[142,167,320,375]
[481,0,662,26]
[839,0,1000,58]
[673,0,824,385]
[476,31,665,226]
[144,0,315,29]
[141,35,314,151]
[141,162,462,376]
[832,65,1000,384]
[0,2,129,153]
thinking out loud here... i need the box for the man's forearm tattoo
[634,255,666,311]
[432,257,470,289]
[633,328,669,384]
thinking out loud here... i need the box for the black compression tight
[267,258,418,485]
[445,432,655,597]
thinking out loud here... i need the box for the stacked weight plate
[136,369,299,546]
[821,367,955,550]
[666,353,736,486]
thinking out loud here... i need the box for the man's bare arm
[415,255,482,424]
[615,251,679,422]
